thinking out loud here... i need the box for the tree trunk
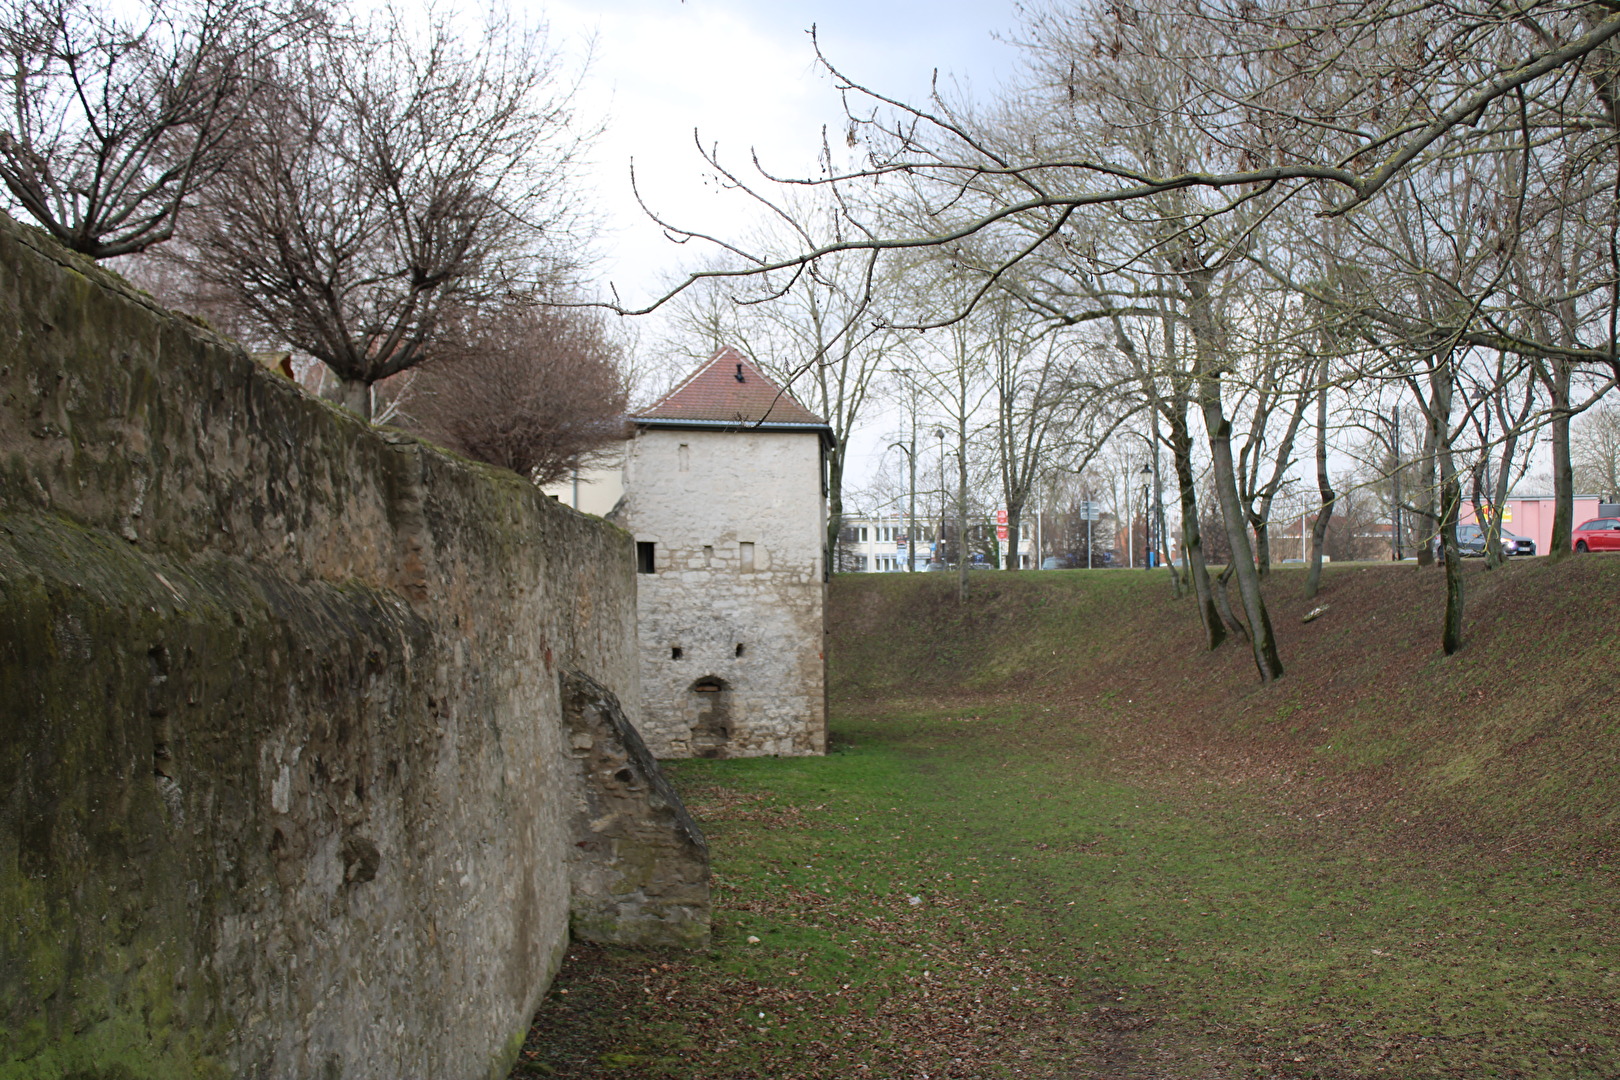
[1150,407,1178,596]
[1005,504,1022,570]
[1547,360,1574,561]
[956,427,969,603]
[1251,513,1273,578]
[1304,380,1334,601]
[337,377,373,420]
[1415,420,1438,567]
[1184,263,1281,680]
[1430,362,1466,655]
[1212,564,1249,641]
[1199,383,1283,680]
[825,442,848,562]
[1439,466,1466,655]
[1168,414,1224,650]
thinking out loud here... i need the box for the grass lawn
[511,562,1620,1079]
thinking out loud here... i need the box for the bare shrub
[403,303,629,486]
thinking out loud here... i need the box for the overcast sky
[543,0,1024,307]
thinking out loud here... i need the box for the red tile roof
[634,346,829,430]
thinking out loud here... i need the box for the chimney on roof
[735,362,745,382]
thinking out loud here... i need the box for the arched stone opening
[687,676,732,758]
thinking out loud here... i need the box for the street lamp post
[888,436,918,572]
[1085,482,1092,569]
[1141,465,1153,569]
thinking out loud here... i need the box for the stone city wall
[0,212,699,1080]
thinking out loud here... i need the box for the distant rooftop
[634,346,829,432]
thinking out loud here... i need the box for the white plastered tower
[610,347,830,758]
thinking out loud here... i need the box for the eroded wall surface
[0,213,642,1080]
[616,428,826,758]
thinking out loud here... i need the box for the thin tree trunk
[1168,413,1224,650]
[1431,361,1466,655]
[1439,465,1466,655]
[1471,465,1504,570]
[1305,379,1334,600]
[957,426,969,603]
[1547,360,1574,560]
[1212,564,1249,641]
[1252,516,1273,578]
[1415,420,1438,567]
[826,443,848,561]
[1152,410,1182,598]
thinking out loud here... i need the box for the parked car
[1454,523,1486,556]
[1041,555,1076,570]
[1573,518,1620,552]
[1500,529,1536,556]
[1452,525,1535,558]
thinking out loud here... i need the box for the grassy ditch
[513,721,1620,1077]
[512,561,1620,1079]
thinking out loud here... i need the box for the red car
[1573,518,1620,552]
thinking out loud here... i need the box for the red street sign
[996,525,1009,541]
[995,509,1008,524]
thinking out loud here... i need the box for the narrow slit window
[703,545,713,566]
[739,541,755,571]
[671,646,683,660]
[636,541,656,574]
[734,643,745,658]
[677,443,690,472]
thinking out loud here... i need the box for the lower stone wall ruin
[0,212,703,1080]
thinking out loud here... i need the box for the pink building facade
[1458,495,1607,556]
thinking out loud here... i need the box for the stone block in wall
[561,670,710,949]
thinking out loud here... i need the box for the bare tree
[402,302,628,484]
[1572,404,1620,496]
[604,0,1620,674]
[0,0,310,258]
[180,8,587,419]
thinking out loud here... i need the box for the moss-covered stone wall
[0,212,641,1080]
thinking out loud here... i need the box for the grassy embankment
[511,557,1620,1079]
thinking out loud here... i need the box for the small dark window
[693,678,724,693]
[671,646,683,660]
[636,541,655,574]
[734,643,745,658]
